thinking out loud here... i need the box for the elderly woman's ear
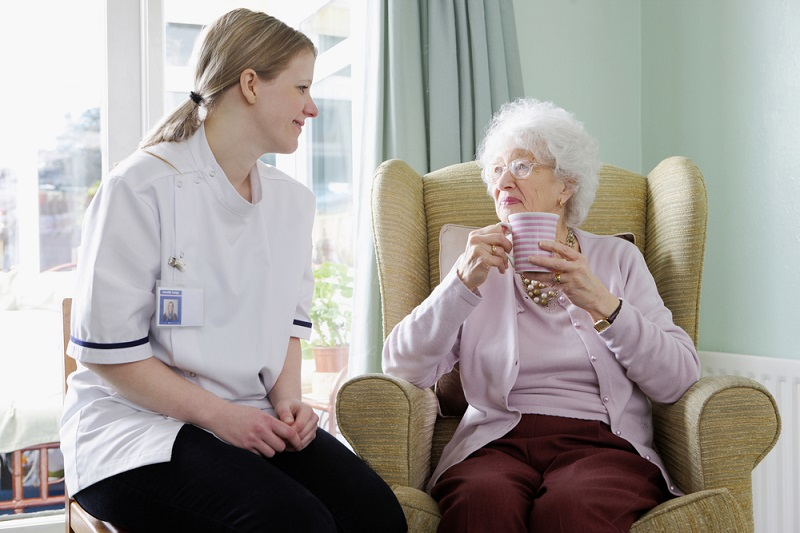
[558,184,574,207]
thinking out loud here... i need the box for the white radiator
[698,351,799,533]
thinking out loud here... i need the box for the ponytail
[140,98,203,149]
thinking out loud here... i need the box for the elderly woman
[383,98,700,532]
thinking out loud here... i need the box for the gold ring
[491,245,497,255]
[555,273,562,283]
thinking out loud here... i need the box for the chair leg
[328,408,337,434]
[65,495,73,533]
[12,451,23,514]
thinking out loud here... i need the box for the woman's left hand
[527,240,620,322]
[274,398,319,451]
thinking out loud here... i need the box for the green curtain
[349,0,524,375]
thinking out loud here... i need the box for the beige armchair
[336,158,781,532]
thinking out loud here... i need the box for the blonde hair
[140,8,316,148]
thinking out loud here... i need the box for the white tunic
[60,125,315,494]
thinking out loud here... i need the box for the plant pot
[312,345,349,373]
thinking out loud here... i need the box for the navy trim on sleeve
[293,319,312,328]
[70,336,150,350]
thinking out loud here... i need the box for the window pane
[0,2,103,273]
[300,2,350,54]
[165,21,203,111]
[310,66,353,266]
[0,169,16,270]
[166,22,203,66]
[38,109,102,271]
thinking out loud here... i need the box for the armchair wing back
[338,157,780,533]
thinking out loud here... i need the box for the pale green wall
[513,1,642,171]
[514,0,800,360]
[642,1,800,360]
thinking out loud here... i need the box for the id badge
[157,287,204,327]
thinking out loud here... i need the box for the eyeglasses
[483,159,553,184]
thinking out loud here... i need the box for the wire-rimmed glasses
[482,159,553,184]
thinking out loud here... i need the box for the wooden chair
[62,298,127,533]
[0,261,75,514]
[0,443,62,514]
[336,158,782,532]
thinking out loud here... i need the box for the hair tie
[189,91,204,105]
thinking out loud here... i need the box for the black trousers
[75,424,407,532]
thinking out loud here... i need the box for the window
[0,3,104,273]
[0,0,104,516]
[0,6,359,514]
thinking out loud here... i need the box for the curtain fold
[349,0,523,375]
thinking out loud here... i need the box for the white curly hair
[476,98,600,227]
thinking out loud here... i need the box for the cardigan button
[590,355,597,362]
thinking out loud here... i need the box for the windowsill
[0,510,63,532]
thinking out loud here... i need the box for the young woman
[61,9,405,532]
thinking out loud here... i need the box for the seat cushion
[389,486,745,533]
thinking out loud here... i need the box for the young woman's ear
[239,69,259,104]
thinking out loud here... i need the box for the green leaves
[308,261,353,347]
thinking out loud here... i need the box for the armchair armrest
[651,375,780,531]
[337,374,439,490]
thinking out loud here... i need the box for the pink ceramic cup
[504,212,559,272]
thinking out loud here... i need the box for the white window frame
[104,0,150,173]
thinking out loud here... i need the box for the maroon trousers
[431,414,672,533]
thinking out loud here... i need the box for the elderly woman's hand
[529,240,621,322]
[456,223,512,291]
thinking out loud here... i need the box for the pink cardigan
[383,228,700,495]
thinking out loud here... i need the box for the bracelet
[607,299,623,324]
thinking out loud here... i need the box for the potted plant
[304,261,353,373]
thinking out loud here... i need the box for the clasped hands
[213,398,319,458]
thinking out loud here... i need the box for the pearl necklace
[519,228,575,307]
